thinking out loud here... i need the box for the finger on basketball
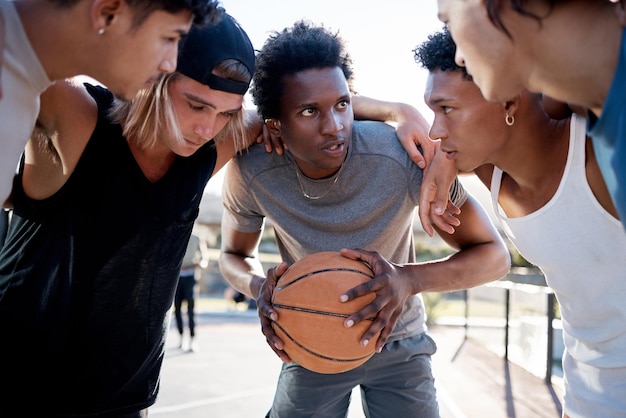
[260,311,285,352]
[344,298,380,328]
[359,319,385,347]
[271,251,380,374]
[340,279,376,303]
[339,247,373,264]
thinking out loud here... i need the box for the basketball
[271,251,379,374]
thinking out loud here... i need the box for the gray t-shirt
[222,120,467,341]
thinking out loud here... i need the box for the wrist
[250,274,266,300]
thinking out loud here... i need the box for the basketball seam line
[274,267,373,291]
[272,304,376,321]
[271,321,375,363]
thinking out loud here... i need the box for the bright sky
[204,0,447,194]
[224,0,443,115]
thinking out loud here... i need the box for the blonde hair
[109,59,252,153]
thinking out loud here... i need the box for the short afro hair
[413,27,472,80]
[251,20,354,120]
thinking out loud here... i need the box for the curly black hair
[413,27,472,80]
[251,20,354,120]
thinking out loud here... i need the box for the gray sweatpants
[268,332,440,418]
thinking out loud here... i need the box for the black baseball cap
[177,13,255,95]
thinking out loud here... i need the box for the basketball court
[152,300,563,418]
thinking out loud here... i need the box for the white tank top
[491,114,626,366]
[490,115,626,416]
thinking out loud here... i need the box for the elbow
[217,249,228,269]
[471,237,510,283]
[217,250,236,282]
[491,242,511,280]
[497,249,512,279]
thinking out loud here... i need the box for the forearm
[406,242,510,294]
[353,95,428,126]
[218,251,266,300]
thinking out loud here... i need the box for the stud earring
[97,28,105,36]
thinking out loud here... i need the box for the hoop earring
[505,113,515,126]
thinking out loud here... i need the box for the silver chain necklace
[294,164,344,200]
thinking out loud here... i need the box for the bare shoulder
[24,78,100,199]
[38,78,101,160]
[39,78,98,137]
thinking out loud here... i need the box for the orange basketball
[271,251,379,374]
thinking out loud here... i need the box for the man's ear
[90,0,125,33]
[503,94,521,118]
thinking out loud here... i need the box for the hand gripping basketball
[271,251,380,374]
